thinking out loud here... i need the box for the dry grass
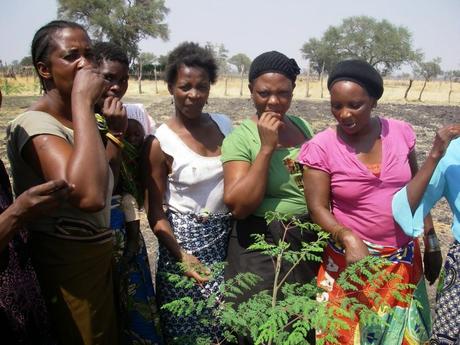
[3,75,460,105]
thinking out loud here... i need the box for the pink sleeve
[402,121,416,152]
[297,140,331,174]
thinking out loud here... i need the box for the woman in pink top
[298,60,441,344]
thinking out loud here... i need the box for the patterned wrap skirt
[111,201,163,345]
[430,240,460,345]
[317,239,431,345]
[156,210,233,344]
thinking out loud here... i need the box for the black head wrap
[327,59,384,99]
[249,51,300,83]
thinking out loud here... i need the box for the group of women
[0,19,459,345]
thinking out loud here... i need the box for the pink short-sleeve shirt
[298,117,415,247]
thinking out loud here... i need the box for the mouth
[340,121,357,130]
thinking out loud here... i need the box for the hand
[257,112,283,153]
[423,229,443,285]
[102,96,128,135]
[72,66,109,106]
[180,251,210,284]
[340,230,370,266]
[429,123,460,160]
[424,250,442,285]
[13,180,74,221]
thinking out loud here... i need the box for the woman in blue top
[392,123,460,344]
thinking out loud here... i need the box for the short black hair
[93,41,129,67]
[165,42,218,85]
[31,20,87,90]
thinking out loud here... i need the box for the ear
[36,61,52,80]
[292,82,296,92]
[248,83,253,94]
[167,83,173,95]
[372,99,378,108]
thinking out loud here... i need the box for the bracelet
[106,132,125,149]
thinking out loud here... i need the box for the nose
[267,94,280,105]
[339,108,352,120]
[188,88,200,99]
[77,56,92,69]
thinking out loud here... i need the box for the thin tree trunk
[154,65,158,94]
[305,68,310,98]
[224,76,228,96]
[418,79,427,101]
[138,59,143,94]
[320,62,325,99]
[448,77,453,103]
[239,67,244,96]
[404,79,413,100]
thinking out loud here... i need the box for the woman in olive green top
[221,51,318,344]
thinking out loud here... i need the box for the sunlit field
[2,75,460,105]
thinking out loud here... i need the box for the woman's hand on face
[181,251,211,284]
[257,112,283,153]
[430,123,460,159]
[72,66,109,106]
[340,230,370,266]
[14,180,74,221]
[102,96,128,134]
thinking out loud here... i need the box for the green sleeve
[221,123,254,163]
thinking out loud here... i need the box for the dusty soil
[1,95,459,312]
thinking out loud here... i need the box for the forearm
[0,203,23,252]
[106,141,122,186]
[225,149,272,218]
[68,99,109,209]
[150,217,183,260]
[406,154,441,213]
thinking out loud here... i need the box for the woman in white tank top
[142,42,233,344]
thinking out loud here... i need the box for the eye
[349,102,363,109]
[63,52,80,62]
[331,103,342,110]
[258,91,269,98]
[179,84,191,92]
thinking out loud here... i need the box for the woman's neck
[31,90,74,128]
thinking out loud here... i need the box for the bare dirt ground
[1,95,459,313]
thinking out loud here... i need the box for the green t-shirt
[221,115,313,217]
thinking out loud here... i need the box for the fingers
[27,179,69,196]
[187,271,210,284]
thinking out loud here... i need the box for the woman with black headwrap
[298,59,438,344]
[221,51,319,344]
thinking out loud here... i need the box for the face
[96,59,129,109]
[249,72,294,118]
[125,119,145,148]
[39,27,93,96]
[329,80,377,136]
[168,64,210,119]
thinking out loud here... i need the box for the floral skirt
[0,230,56,345]
[317,239,431,345]
[111,207,163,345]
[430,240,460,344]
[156,210,233,344]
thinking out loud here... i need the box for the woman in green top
[221,51,318,344]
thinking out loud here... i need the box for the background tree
[136,52,157,94]
[301,16,422,75]
[415,58,442,101]
[58,0,169,63]
[228,53,251,96]
[205,42,230,94]
[228,53,251,74]
[19,56,33,66]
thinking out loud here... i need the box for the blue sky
[1,0,459,72]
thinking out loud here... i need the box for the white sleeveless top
[155,113,233,214]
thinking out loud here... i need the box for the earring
[206,100,208,105]
[171,97,174,105]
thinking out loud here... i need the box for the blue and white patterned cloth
[156,210,232,344]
